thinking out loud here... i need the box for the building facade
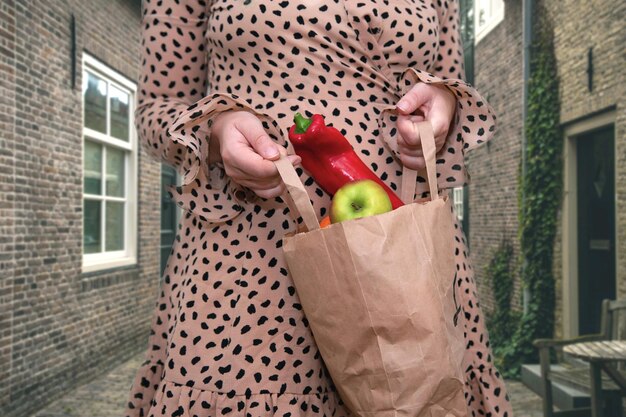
[544,0,625,339]
[464,0,525,312]
[467,0,626,341]
[0,1,171,416]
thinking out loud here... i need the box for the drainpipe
[522,0,533,315]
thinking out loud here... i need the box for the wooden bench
[533,299,626,417]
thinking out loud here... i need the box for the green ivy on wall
[486,240,522,376]
[490,7,562,378]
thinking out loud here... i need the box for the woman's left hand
[395,83,456,170]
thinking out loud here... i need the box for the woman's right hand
[211,111,301,199]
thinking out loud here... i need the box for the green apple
[330,180,393,223]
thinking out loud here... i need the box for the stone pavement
[30,353,143,417]
[31,352,546,417]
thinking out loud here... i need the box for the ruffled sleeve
[135,0,210,185]
[134,0,288,225]
[428,0,497,153]
[378,0,497,191]
[398,67,497,153]
[164,93,288,224]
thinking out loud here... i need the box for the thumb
[240,122,280,160]
[396,82,429,115]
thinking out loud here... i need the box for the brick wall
[470,0,626,339]
[465,0,525,314]
[0,0,17,409]
[542,0,626,337]
[0,1,162,416]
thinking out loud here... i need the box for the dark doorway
[577,125,615,335]
[160,165,179,277]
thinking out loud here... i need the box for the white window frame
[475,0,505,44]
[82,54,138,273]
[453,186,464,222]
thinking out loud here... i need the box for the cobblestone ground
[31,352,545,417]
[506,380,546,417]
[31,353,143,417]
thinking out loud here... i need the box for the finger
[222,137,278,178]
[252,184,286,200]
[245,155,296,194]
[238,174,283,189]
[428,110,451,140]
[396,117,422,147]
[396,83,430,115]
[235,119,281,160]
[233,153,300,187]
[273,143,302,165]
[288,154,302,166]
[425,115,449,153]
[224,144,280,180]
[397,141,423,157]
[398,114,426,123]
[247,155,300,187]
[425,85,455,142]
[435,134,448,153]
[399,154,426,171]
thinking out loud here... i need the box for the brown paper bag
[274,121,467,417]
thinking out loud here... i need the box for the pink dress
[125,1,513,416]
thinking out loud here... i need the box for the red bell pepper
[288,113,404,209]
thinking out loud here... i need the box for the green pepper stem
[293,113,313,134]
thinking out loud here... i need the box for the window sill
[82,256,137,274]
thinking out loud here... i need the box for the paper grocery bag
[274,121,467,417]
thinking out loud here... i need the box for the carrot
[319,215,332,229]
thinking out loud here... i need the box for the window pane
[83,72,107,133]
[84,140,102,195]
[453,187,464,221]
[106,201,125,251]
[161,165,177,231]
[477,0,490,27]
[460,0,475,83]
[106,147,125,197]
[84,199,102,254]
[110,85,130,140]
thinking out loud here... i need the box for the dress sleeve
[396,0,497,154]
[136,0,287,224]
[432,0,466,80]
[135,0,212,187]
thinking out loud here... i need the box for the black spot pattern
[125,1,511,417]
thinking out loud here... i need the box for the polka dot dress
[125,1,512,416]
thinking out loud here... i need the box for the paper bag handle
[274,156,321,232]
[400,120,439,204]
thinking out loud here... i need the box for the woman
[125,1,512,416]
